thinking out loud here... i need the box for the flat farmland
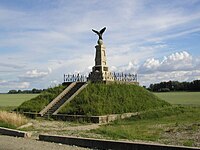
[154,92,200,105]
[0,94,38,107]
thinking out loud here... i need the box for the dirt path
[0,135,90,150]
[31,119,101,131]
[62,124,101,131]
[26,119,103,139]
[30,119,71,130]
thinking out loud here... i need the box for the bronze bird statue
[92,27,106,40]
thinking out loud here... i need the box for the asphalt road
[0,135,90,150]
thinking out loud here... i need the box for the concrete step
[39,82,77,116]
[41,82,87,118]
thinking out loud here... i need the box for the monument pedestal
[88,42,114,82]
[88,27,138,84]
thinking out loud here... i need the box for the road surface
[0,135,90,150]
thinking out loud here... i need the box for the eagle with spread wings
[92,27,106,40]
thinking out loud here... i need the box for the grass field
[0,94,38,107]
[88,92,200,147]
[91,106,200,147]
[0,91,199,147]
[154,92,200,105]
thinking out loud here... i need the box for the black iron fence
[112,72,137,82]
[63,73,137,83]
[64,74,87,82]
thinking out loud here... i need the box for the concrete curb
[0,127,31,138]
[17,122,33,129]
[39,134,200,150]
[52,112,139,123]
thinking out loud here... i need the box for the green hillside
[59,83,170,115]
[17,83,170,115]
[17,85,65,112]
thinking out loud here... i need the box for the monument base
[88,71,114,83]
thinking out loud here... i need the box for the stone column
[88,40,114,82]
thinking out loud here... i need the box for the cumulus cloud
[26,69,48,77]
[0,80,7,84]
[138,51,194,74]
[108,50,200,86]
[16,82,30,89]
[135,51,200,86]
[48,67,52,73]
[110,61,138,74]
[139,70,200,87]
[0,80,30,89]
[19,68,52,81]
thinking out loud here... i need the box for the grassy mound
[17,85,65,112]
[59,83,170,115]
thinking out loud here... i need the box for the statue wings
[92,27,106,40]
[92,29,99,34]
[100,27,106,34]
[92,27,106,34]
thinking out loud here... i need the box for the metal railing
[64,74,87,82]
[63,73,137,83]
[112,73,137,82]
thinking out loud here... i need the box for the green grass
[16,83,170,115]
[154,92,200,105]
[17,85,66,112]
[0,94,38,107]
[59,83,170,115]
[91,106,200,147]
[0,106,17,111]
[0,121,16,129]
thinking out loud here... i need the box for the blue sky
[0,0,200,92]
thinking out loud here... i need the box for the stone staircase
[39,82,87,118]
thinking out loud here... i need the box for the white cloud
[110,50,200,86]
[0,80,6,84]
[19,69,51,81]
[50,80,60,87]
[25,69,49,78]
[0,80,30,89]
[136,51,200,86]
[139,51,194,74]
[142,58,160,71]
[48,67,52,73]
[16,82,30,89]
[0,1,200,92]
[139,70,200,86]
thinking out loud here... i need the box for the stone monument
[88,27,114,83]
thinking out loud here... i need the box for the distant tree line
[148,80,200,92]
[8,88,46,94]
